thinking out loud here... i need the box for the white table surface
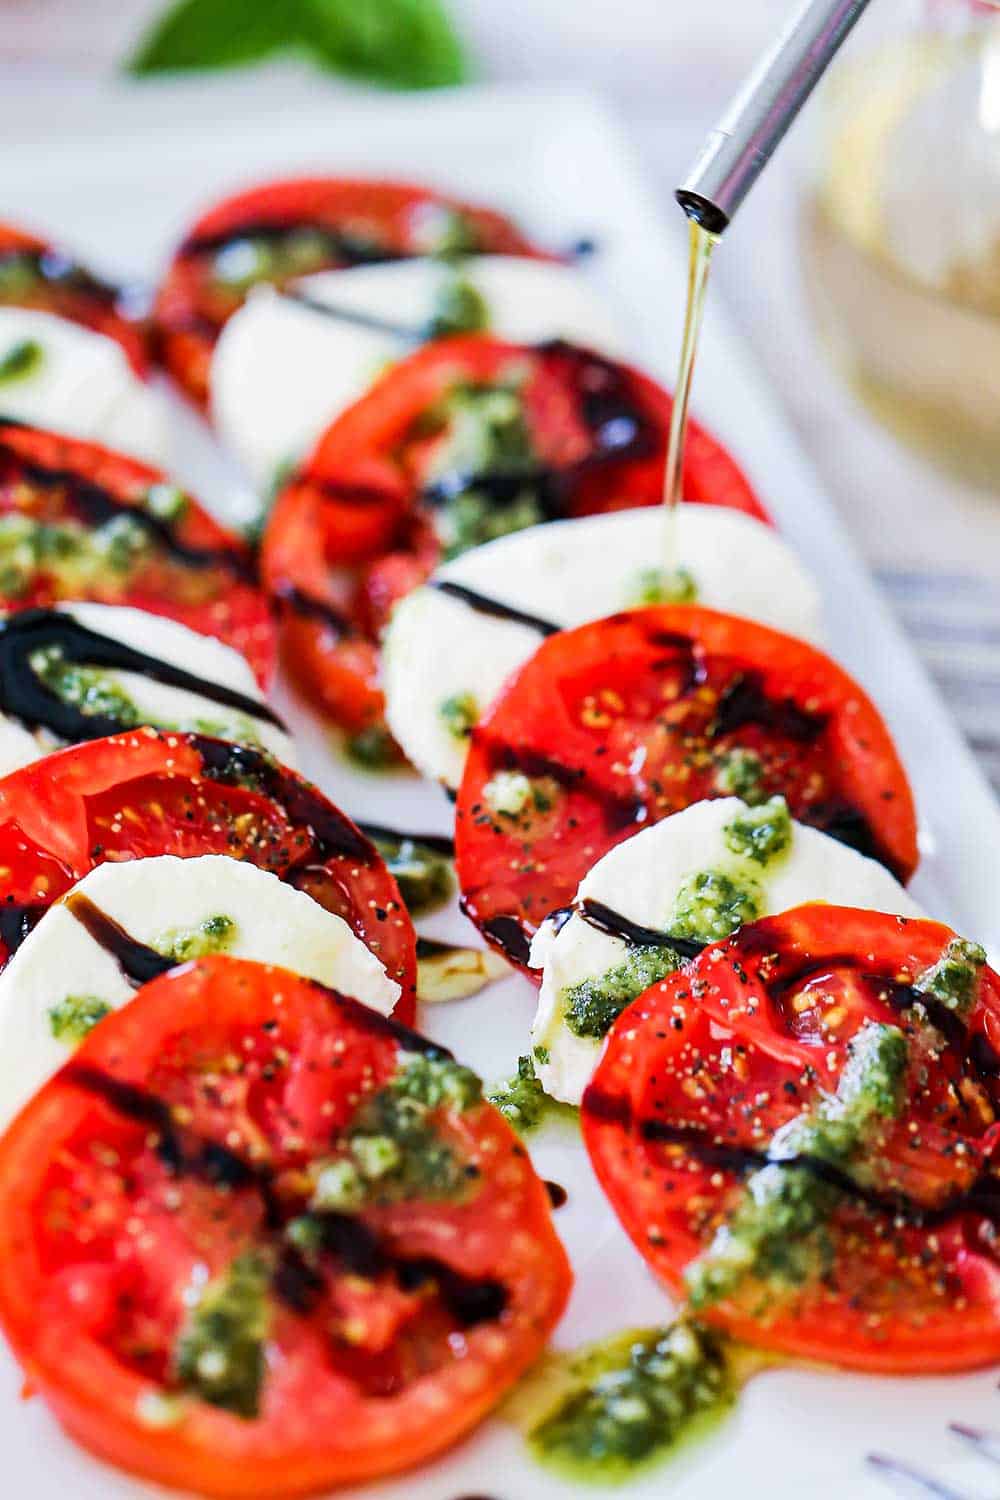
[1,0,998,789]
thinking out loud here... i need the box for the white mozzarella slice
[0,307,166,465]
[0,601,295,773]
[210,256,627,491]
[383,504,823,789]
[0,853,400,1130]
[529,797,923,1105]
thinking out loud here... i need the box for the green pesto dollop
[158,913,236,962]
[0,513,152,600]
[0,337,44,385]
[425,378,545,557]
[482,768,555,821]
[311,1051,483,1210]
[174,1253,270,1419]
[686,1022,908,1309]
[669,868,762,944]
[722,795,793,866]
[30,644,140,726]
[370,834,453,916]
[562,943,681,1040]
[627,565,698,607]
[425,274,490,339]
[344,723,406,772]
[529,1322,734,1480]
[712,747,766,804]
[914,936,987,1020]
[438,691,479,740]
[48,993,112,1043]
[489,1052,577,1135]
[210,228,334,291]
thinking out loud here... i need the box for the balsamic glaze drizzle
[544,1180,568,1209]
[66,1040,509,1329]
[0,435,254,580]
[477,914,533,967]
[431,580,560,636]
[271,583,355,637]
[178,219,405,267]
[282,287,421,342]
[0,247,125,310]
[584,934,1000,1231]
[64,893,175,988]
[0,608,286,743]
[0,901,43,954]
[191,737,377,866]
[710,670,827,744]
[358,821,455,857]
[577,898,706,960]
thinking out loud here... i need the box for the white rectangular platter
[1,79,999,1500]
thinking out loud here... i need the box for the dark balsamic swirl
[0,608,286,743]
[576,898,706,960]
[64,892,175,988]
[0,432,255,580]
[431,580,560,636]
[178,219,405,267]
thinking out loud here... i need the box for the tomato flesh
[0,956,571,1495]
[0,728,417,1016]
[0,421,276,687]
[584,904,1000,1372]
[0,221,148,375]
[153,177,547,406]
[455,605,919,970]
[261,338,770,737]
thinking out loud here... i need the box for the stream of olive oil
[663,220,718,573]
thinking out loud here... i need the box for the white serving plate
[2,81,999,1500]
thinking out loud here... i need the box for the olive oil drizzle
[662,222,717,570]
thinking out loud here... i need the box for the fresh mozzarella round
[529,797,923,1105]
[0,307,165,465]
[211,256,627,491]
[0,853,400,1130]
[383,505,824,788]
[0,601,295,776]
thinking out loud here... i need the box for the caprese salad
[0,169,991,1500]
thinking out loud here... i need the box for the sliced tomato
[261,336,769,735]
[153,177,547,406]
[0,421,275,686]
[455,605,918,969]
[583,904,1000,1373]
[0,221,147,375]
[0,728,417,1016]
[0,955,570,1495]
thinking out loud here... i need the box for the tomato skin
[455,605,919,972]
[0,421,277,688]
[153,177,547,405]
[261,337,769,735]
[0,957,571,1496]
[584,904,1000,1374]
[0,728,417,1016]
[0,221,148,375]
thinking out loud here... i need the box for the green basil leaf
[300,0,469,88]
[126,0,470,89]
[127,0,307,74]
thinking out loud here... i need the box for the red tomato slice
[455,605,918,970]
[0,728,417,1018]
[0,955,571,1495]
[0,421,276,687]
[153,177,548,406]
[0,221,148,375]
[583,904,1000,1373]
[261,336,769,736]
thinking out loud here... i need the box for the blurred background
[1,0,998,789]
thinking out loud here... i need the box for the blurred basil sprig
[128,0,470,89]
